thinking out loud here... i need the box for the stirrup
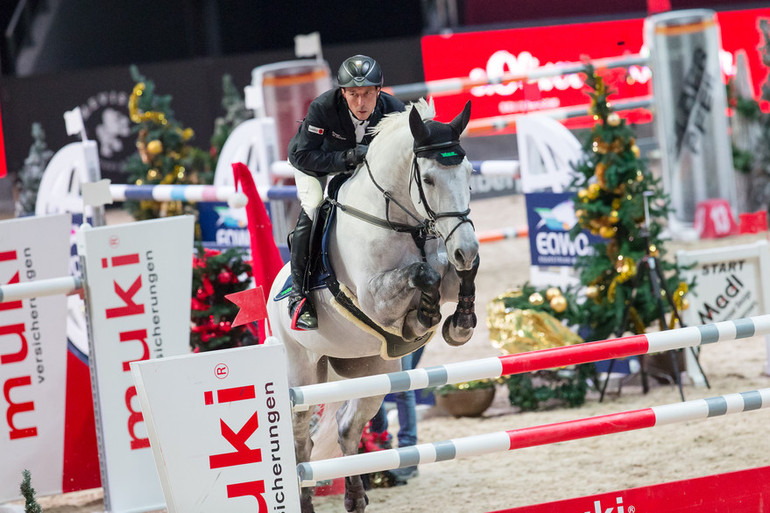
[289,296,318,331]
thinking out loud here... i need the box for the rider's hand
[343,144,368,170]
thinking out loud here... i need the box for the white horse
[267,99,479,512]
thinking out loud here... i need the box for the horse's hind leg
[294,407,317,513]
[336,395,385,512]
[285,340,328,513]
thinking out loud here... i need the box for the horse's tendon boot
[289,295,318,331]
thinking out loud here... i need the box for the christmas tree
[569,65,691,342]
[190,245,258,351]
[209,74,253,170]
[122,65,212,220]
[15,123,52,217]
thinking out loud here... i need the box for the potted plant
[434,379,497,417]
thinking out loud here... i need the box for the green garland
[506,365,596,411]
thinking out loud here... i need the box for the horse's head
[408,100,479,271]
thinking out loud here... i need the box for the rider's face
[341,86,380,121]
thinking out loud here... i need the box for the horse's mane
[366,98,435,169]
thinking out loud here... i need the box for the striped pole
[290,315,770,411]
[384,54,649,102]
[108,184,298,204]
[470,160,520,178]
[466,96,653,135]
[297,387,770,486]
[478,226,528,243]
[0,276,82,303]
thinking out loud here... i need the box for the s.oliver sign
[421,8,770,126]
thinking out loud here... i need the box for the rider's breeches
[294,169,324,221]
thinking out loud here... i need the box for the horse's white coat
[266,99,479,512]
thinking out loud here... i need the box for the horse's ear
[409,105,429,142]
[449,100,472,136]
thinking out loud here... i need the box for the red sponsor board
[492,465,770,513]
[421,8,770,131]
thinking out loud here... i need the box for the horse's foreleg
[336,396,384,512]
[442,254,480,346]
[363,262,442,341]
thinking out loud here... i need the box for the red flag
[232,162,285,341]
[226,286,268,327]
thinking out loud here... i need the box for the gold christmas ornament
[578,188,588,200]
[636,170,644,182]
[608,210,619,224]
[146,168,159,180]
[588,182,601,199]
[146,139,163,156]
[607,112,621,126]
[550,295,567,313]
[529,292,544,306]
[585,285,599,299]
[546,287,561,301]
[599,225,615,239]
[631,144,641,158]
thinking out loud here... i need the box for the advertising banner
[131,342,299,513]
[525,192,602,267]
[198,201,251,252]
[646,10,736,225]
[0,214,70,500]
[421,8,770,128]
[77,215,194,512]
[676,240,769,327]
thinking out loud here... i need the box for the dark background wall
[0,0,762,187]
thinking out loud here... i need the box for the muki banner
[525,192,604,267]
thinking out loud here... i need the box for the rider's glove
[343,144,368,170]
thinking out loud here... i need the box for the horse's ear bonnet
[410,100,471,166]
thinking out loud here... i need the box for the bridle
[329,141,474,260]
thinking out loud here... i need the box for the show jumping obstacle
[383,54,650,102]
[297,387,770,486]
[282,314,770,510]
[289,315,770,411]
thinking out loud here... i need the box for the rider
[286,55,405,331]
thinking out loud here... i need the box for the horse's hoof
[344,494,369,512]
[442,317,472,346]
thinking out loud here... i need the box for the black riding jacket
[288,88,405,178]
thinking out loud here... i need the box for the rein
[330,148,474,259]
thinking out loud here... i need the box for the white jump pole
[297,387,770,486]
[290,315,770,411]
[0,276,81,303]
[385,54,649,101]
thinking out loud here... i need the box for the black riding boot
[288,209,318,331]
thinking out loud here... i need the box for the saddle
[274,174,434,359]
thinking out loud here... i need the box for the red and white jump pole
[297,387,770,486]
[384,54,649,102]
[290,315,770,412]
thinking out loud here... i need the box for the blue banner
[525,192,604,267]
[198,202,250,250]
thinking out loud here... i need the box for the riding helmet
[337,55,383,88]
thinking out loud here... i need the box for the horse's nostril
[454,249,466,266]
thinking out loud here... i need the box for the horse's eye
[423,176,435,186]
